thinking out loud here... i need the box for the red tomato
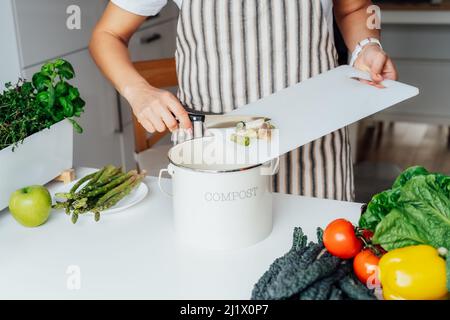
[323,219,363,259]
[353,249,380,285]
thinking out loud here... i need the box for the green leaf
[59,96,74,117]
[55,81,69,97]
[359,189,400,231]
[68,118,83,134]
[36,91,50,106]
[53,59,66,67]
[56,60,75,80]
[372,208,426,250]
[72,97,86,116]
[67,87,80,101]
[373,175,450,251]
[32,72,51,91]
[41,62,55,77]
[392,166,429,189]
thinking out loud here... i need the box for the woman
[90,0,397,201]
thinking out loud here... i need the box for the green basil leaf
[59,96,74,117]
[72,97,86,111]
[68,118,83,134]
[57,60,75,80]
[55,81,69,97]
[36,91,50,106]
[68,87,80,101]
[32,72,51,91]
[53,59,66,67]
[41,62,55,77]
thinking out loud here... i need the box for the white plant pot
[0,120,73,210]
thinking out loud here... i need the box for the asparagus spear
[93,175,144,215]
[76,174,119,195]
[72,197,88,210]
[54,167,146,224]
[75,171,137,199]
[82,167,106,189]
[70,171,97,194]
[95,175,138,206]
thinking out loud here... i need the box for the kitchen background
[1,0,449,203]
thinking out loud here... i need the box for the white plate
[53,178,148,215]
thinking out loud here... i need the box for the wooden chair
[131,58,177,175]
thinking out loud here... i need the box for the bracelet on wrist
[349,37,383,67]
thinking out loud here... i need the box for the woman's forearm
[89,29,148,98]
[334,0,380,52]
[334,0,397,81]
[89,3,149,98]
[89,3,191,132]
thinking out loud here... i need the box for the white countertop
[0,168,362,300]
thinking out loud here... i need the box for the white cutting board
[225,65,419,162]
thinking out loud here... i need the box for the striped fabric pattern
[175,0,354,201]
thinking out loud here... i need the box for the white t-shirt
[111,0,334,35]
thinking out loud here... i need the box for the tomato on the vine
[353,249,380,285]
[323,219,363,259]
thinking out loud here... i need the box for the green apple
[9,185,52,227]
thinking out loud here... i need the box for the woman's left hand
[354,44,398,82]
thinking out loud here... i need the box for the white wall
[0,0,22,91]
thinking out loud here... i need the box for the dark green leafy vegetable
[338,275,376,300]
[298,261,352,300]
[0,59,85,151]
[251,227,377,301]
[251,228,308,300]
[266,251,341,299]
[328,286,344,300]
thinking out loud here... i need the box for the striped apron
[175,0,354,201]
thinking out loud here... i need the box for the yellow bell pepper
[379,245,448,300]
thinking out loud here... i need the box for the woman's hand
[123,82,192,133]
[354,44,398,82]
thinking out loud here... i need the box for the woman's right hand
[123,82,192,133]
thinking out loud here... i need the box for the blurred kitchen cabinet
[373,23,450,125]
[24,50,123,168]
[13,0,106,68]
[377,60,450,124]
[2,0,180,170]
